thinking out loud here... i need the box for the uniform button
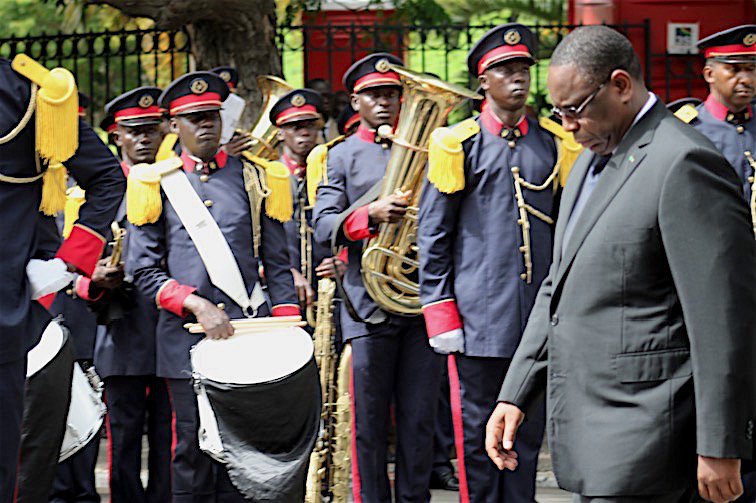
[520,273,527,280]
[216,303,225,310]
[65,288,74,296]
[550,315,559,326]
[204,200,213,207]
[200,174,209,182]
[737,126,745,134]
[747,419,754,439]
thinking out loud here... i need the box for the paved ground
[91,440,572,501]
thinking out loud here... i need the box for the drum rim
[27,320,70,378]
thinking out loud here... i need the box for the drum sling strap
[160,169,266,316]
[330,180,388,325]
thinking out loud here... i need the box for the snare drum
[26,321,105,462]
[190,324,321,501]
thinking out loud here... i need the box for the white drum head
[27,321,65,378]
[191,326,313,384]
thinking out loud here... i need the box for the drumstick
[183,316,305,334]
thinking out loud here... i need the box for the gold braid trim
[745,150,756,239]
[510,164,557,284]
[0,83,37,145]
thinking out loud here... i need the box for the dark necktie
[591,154,612,175]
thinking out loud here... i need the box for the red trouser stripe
[104,391,114,494]
[349,358,362,503]
[164,378,177,490]
[448,354,470,503]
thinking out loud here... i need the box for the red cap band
[169,92,223,115]
[344,113,360,132]
[478,44,532,75]
[704,43,756,58]
[114,105,163,122]
[276,104,320,125]
[353,71,401,93]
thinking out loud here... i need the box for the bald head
[551,26,643,85]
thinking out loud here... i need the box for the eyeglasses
[551,74,611,120]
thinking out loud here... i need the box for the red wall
[302,9,401,92]
[570,0,755,101]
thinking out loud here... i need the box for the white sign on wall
[667,23,699,55]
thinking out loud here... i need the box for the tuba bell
[247,75,294,160]
[361,65,481,315]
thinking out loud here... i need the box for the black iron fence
[0,28,193,126]
[277,21,653,111]
[0,21,704,126]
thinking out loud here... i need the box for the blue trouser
[104,375,172,503]
[350,321,444,503]
[448,354,545,503]
[50,435,100,503]
[0,358,26,502]
[432,363,455,476]
[166,378,248,502]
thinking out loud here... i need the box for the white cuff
[26,258,74,300]
[429,328,465,354]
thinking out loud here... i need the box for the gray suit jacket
[498,100,756,496]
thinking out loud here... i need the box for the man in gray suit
[485,26,756,503]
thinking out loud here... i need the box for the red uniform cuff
[343,205,377,241]
[422,299,463,337]
[156,279,196,317]
[56,224,106,277]
[75,276,104,302]
[272,304,301,317]
[38,293,56,310]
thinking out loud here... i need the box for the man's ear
[610,70,635,102]
[170,117,179,134]
[113,129,124,148]
[478,73,489,92]
[350,93,361,112]
[702,64,716,85]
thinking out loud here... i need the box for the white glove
[429,328,465,355]
[26,258,74,300]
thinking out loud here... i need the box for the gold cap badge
[375,58,391,73]
[138,94,154,108]
[219,70,231,82]
[504,29,521,45]
[190,78,209,94]
[744,33,756,46]
[291,94,306,107]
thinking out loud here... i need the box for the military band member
[686,25,756,230]
[270,89,336,309]
[418,24,557,503]
[312,52,444,502]
[0,55,124,500]
[127,71,298,501]
[81,86,172,502]
[336,102,360,137]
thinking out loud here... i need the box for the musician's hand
[183,294,234,340]
[90,258,124,290]
[225,131,254,156]
[698,456,742,502]
[315,257,346,279]
[291,268,315,307]
[485,402,524,471]
[368,190,411,224]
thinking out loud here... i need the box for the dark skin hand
[291,268,315,307]
[315,257,346,279]
[225,130,254,156]
[90,257,124,290]
[183,294,234,340]
[368,190,411,224]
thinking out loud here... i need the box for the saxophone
[299,188,316,327]
[108,221,127,267]
[360,65,482,315]
[304,278,353,502]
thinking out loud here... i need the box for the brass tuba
[361,65,481,315]
[247,75,294,160]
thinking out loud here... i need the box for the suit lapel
[553,100,666,290]
[553,150,592,269]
